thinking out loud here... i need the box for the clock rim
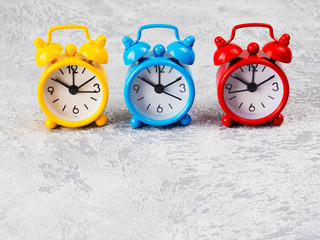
[124,57,195,126]
[37,56,109,128]
[217,57,289,125]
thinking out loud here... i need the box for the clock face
[43,65,103,122]
[129,65,190,121]
[223,64,284,120]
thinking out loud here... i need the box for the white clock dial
[43,65,103,121]
[223,64,284,120]
[130,65,190,121]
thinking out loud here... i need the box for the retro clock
[34,25,109,129]
[213,23,292,127]
[122,24,196,128]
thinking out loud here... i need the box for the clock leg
[95,114,107,127]
[272,114,284,126]
[222,115,234,127]
[180,114,191,126]
[130,116,142,128]
[45,118,57,129]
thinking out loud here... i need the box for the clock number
[72,66,78,74]
[154,65,165,73]
[272,82,279,91]
[47,86,54,95]
[247,64,258,72]
[179,83,186,93]
[93,83,100,93]
[226,83,232,93]
[133,84,140,93]
[73,105,79,114]
[157,104,163,113]
[249,103,255,112]
[67,65,78,74]
[251,64,258,71]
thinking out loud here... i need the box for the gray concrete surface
[0,0,319,239]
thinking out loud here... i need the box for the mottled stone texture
[0,0,319,239]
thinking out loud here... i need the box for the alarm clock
[34,25,109,129]
[122,24,195,128]
[213,23,292,127]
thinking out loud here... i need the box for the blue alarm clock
[122,24,196,128]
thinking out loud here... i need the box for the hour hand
[164,76,182,88]
[78,76,96,89]
[50,78,70,88]
[257,75,275,87]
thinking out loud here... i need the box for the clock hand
[158,65,161,85]
[137,76,156,87]
[78,76,96,89]
[72,68,75,86]
[163,91,182,101]
[163,76,182,88]
[228,89,248,94]
[251,70,255,84]
[77,91,99,93]
[230,75,249,86]
[251,64,258,84]
[50,78,70,88]
[257,75,275,87]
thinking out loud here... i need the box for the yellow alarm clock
[34,25,109,129]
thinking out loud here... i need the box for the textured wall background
[0,0,319,239]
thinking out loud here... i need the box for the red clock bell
[214,23,292,127]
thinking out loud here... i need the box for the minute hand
[257,75,275,87]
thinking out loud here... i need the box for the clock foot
[272,114,284,126]
[180,114,191,126]
[222,115,234,127]
[45,118,57,129]
[95,114,107,127]
[130,117,142,128]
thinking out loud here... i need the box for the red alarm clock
[214,23,292,127]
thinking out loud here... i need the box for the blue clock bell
[122,24,196,128]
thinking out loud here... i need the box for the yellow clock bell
[34,25,109,129]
